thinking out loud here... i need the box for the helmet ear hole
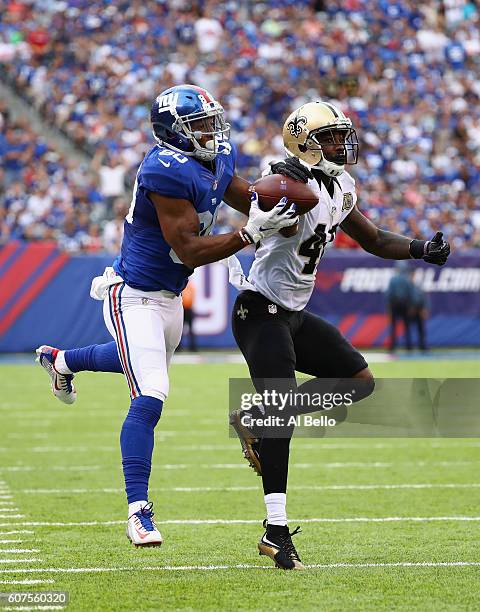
[298,144,307,153]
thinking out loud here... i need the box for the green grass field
[1,357,480,611]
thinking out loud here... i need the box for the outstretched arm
[149,191,296,269]
[340,206,411,259]
[150,192,245,268]
[340,206,451,265]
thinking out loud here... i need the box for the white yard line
[0,484,41,582]
[0,515,25,519]
[2,607,64,611]
[15,447,116,454]
[5,435,480,448]
[0,460,475,473]
[14,482,480,495]
[0,549,40,553]
[3,442,474,452]
[6,433,49,439]
[0,559,42,564]
[1,516,480,528]
[0,561,479,575]
[0,579,54,584]
[0,466,99,472]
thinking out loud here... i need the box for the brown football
[251,174,318,215]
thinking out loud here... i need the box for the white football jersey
[248,171,357,311]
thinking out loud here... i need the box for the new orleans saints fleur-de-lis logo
[237,304,248,320]
[287,114,307,138]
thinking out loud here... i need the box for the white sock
[128,500,148,518]
[55,350,73,375]
[264,493,287,526]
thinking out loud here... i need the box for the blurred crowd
[0,104,128,252]
[1,0,480,252]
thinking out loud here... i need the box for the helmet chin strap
[284,145,344,176]
[318,157,345,177]
[207,139,231,155]
[193,137,231,160]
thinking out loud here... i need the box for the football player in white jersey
[230,100,451,569]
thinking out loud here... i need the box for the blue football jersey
[114,143,237,294]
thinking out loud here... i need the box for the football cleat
[229,409,261,476]
[35,345,76,405]
[126,502,163,547]
[258,520,305,570]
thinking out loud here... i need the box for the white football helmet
[283,101,358,177]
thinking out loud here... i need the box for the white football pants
[103,282,183,401]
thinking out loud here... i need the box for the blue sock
[120,396,163,504]
[64,342,122,373]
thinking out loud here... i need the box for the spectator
[102,198,127,254]
[409,270,429,351]
[92,150,127,208]
[180,280,197,352]
[195,8,224,55]
[386,261,416,352]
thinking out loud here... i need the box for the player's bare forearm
[340,206,411,259]
[223,175,251,215]
[150,191,246,269]
[178,232,246,268]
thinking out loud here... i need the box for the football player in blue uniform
[36,84,297,547]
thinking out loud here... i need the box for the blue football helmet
[150,84,231,161]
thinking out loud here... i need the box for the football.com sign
[340,266,480,293]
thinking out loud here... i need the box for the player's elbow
[182,255,197,269]
[167,237,198,269]
[175,247,197,269]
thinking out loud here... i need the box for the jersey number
[169,209,218,265]
[299,224,338,274]
[158,149,188,164]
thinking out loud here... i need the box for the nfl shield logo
[268,304,277,314]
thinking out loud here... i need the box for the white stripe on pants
[103,283,183,401]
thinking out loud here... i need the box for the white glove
[219,255,255,292]
[241,192,298,244]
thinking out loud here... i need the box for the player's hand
[242,192,298,243]
[219,255,255,291]
[423,232,451,266]
[269,156,314,183]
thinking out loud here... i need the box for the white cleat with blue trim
[126,502,163,547]
[35,345,76,405]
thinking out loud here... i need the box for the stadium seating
[1,0,479,251]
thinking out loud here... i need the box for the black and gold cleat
[258,520,305,570]
[229,409,261,476]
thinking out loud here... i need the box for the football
[251,174,318,215]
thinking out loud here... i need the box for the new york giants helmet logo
[155,92,180,113]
